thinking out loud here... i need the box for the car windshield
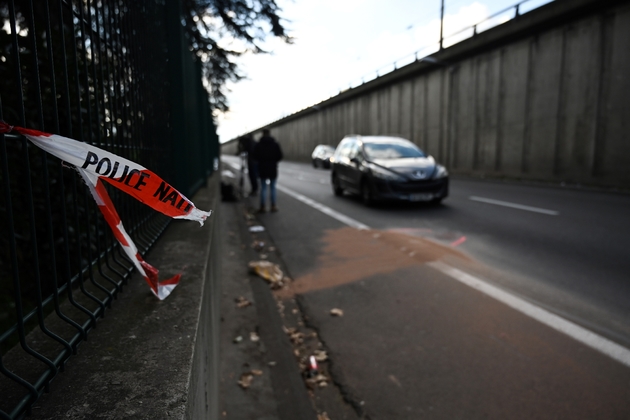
[363,141,425,159]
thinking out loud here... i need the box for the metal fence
[0,1,218,418]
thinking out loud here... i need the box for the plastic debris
[330,308,344,317]
[250,332,260,342]
[233,335,243,343]
[268,361,277,367]
[308,355,319,377]
[235,296,252,308]
[249,225,265,232]
[251,240,265,251]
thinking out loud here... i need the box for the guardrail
[346,0,552,92]
[0,1,217,418]
[243,0,552,136]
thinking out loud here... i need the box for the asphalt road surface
[223,156,630,419]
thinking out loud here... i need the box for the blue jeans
[259,178,277,207]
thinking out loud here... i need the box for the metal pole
[439,0,445,49]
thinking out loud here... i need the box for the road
[223,156,630,419]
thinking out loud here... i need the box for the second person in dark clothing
[252,129,283,212]
[237,134,258,196]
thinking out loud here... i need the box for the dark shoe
[270,205,278,212]
[257,206,266,213]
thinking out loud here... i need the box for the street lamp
[439,0,445,50]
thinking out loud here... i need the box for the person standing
[252,129,283,213]
[237,134,258,196]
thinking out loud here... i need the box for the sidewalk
[218,177,360,420]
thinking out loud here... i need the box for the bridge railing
[347,0,553,92]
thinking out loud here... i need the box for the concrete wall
[223,0,630,188]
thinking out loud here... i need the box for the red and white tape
[0,121,212,300]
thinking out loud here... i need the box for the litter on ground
[330,308,344,317]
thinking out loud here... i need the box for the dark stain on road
[279,227,470,298]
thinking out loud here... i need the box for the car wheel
[332,173,343,196]
[361,181,374,206]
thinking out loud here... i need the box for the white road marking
[429,261,630,368]
[276,184,370,230]
[232,160,630,366]
[469,196,559,215]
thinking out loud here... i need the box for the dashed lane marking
[469,196,559,215]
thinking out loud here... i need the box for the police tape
[0,121,212,300]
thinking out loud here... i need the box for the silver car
[311,145,335,169]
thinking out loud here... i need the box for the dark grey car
[330,135,448,205]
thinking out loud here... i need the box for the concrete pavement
[218,178,360,420]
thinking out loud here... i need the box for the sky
[215,0,553,143]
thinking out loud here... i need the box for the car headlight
[369,164,406,181]
[432,165,448,179]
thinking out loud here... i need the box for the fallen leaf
[251,369,263,376]
[313,350,328,362]
[314,374,327,382]
[290,331,304,344]
[235,296,252,308]
[250,332,260,342]
[318,413,331,420]
[237,374,253,389]
[248,260,283,284]
[330,308,344,317]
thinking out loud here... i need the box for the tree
[181,0,291,113]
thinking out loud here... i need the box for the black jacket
[253,136,283,179]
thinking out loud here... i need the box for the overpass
[223,0,630,189]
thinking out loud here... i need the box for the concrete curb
[29,176,221,420]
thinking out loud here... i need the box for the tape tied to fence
[0,121,212,300]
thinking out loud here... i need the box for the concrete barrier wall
[224,0,630,188]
